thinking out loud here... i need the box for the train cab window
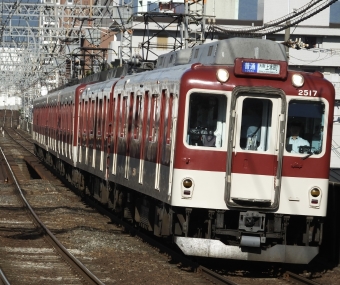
[187,93,227,148]
[240,98,272,151]
[286,100,325,155]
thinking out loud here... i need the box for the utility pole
[285,1,290,59]
[111,1,133,66]
[184,0,206,48]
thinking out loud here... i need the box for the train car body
[0,109,20,128]
[33,38,335,264]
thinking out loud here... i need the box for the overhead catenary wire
[213,0,338,37]
[1,0,339,97]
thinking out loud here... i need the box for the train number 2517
[298,90,318,96]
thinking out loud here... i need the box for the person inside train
[240,103,262,150]
[286,122,310,153]
[201,130,216,147]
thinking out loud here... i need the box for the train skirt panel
[174,237,318,264]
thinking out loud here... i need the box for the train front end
[170,38,335,263]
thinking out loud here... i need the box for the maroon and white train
[33,38,335,264]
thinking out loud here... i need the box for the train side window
[121,96,128,137]
[286,100,325,155]
[166,94,174,145]
[78,101,82,138]
[68,103,71,132]
[149,95,158,142]
[128,94,134,139]
[187,93,227,148]
[97,99,103,136]
[89,99,95,136]
[134,95,142,140]
[115,95,121,141]
[83,101,88,134]
[103,97,108,136]
[240,98,272,151]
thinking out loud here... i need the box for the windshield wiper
[302,151,314,160]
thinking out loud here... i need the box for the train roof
[156,38,287,69]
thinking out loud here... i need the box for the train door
[66,103,71,158]
[95,97,103,171]
[105,95,113,179]
[106,95,114,178]
[138,92,149,184]
[69,103,72,157]
[124,94,134,179]
[226,88,286,210]
[57,102,61,154]
[100,96,107,172]
[53,104,56,150]
[88,98,96,168]
[61,103,66,155]
[116,95,128,178]
[78,99,83,163]
[155,91,166,190]
[92,97,98,168]
[45,106,48,146]
[48,105,51,149]
[112,94,121,175]
[83,99,89,165]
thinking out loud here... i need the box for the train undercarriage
[36,145,324,263]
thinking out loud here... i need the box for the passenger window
[286,100,325,155]
[134,95,142,140]
[187,93,227,148]
[240,98,272,151]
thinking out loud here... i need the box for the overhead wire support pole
[185,0,189,49]
[139,12,185,61]
[184,0,206,48]
[116,2,133,66]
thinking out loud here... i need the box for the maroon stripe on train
[173,149,330,179]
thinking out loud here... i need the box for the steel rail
[284,271,321,285]
[4,128,36,156]
[198,266,240,285]
[0,268,11,285]
[0,146,105,285]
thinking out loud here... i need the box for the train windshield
[286,100,325,155]
[186,92,227,148]
[240,98,272,151]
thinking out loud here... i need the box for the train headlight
[310,188,320,197]
[309,187,322,208]
[183,179,192,188]
[181,178,194,199]
[216,69,229,83]
[291,74,304,87]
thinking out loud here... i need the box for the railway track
[1,126,339,285]
[283,271,321,285]
[0,145,104,284]
[0,127,208,284]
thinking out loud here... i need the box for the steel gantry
[1,0,338,118]
[0,0,118,101]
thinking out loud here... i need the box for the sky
[330,1,340,23]
[239,0,258,20]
